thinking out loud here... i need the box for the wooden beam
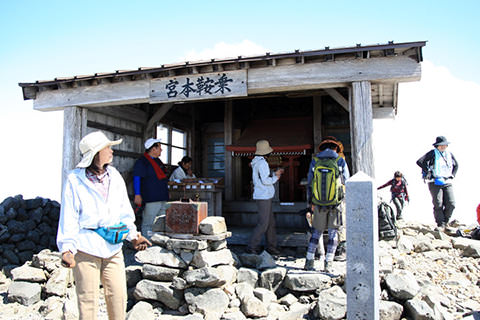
[31,56,420,112]
[349,81,374,177]
[224,101,233,201]
[87,120,143,138]
[62,107,87,191]
[247,56,421,94]
[324,88,349,111]
[145,103,174,137]
[33,80,151,111]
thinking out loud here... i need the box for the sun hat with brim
[255,140,274,156]
[433,136,450,146]
[77,131,122,168]
[144,138,162,150]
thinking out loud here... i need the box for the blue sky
[1,1,479,224]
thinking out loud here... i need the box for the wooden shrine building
[19,41,426,245]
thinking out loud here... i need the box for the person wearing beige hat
[57,131,151,320]
[246,140,284,255]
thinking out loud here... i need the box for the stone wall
[0,195,60,267]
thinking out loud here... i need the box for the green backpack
[311,156,343,206]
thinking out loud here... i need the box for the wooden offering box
[165,201,208,234]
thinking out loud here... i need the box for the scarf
[433,148,453,179]
[143,152,167,180]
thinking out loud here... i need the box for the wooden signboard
[150,70,247,103]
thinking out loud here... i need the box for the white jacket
[251,156,278,200]
[57,166,139,258]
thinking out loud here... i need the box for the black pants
[248,199,277,251]
[428,183,455,226]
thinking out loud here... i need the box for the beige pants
[73,250,127,320]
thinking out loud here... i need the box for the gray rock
[126,301,155,320]
[278,293,298,306]
[256,250,277,270]
[209,239,227,251]
[181,251,194,265]
[379,300,403,320]
[216,265,238,285]
[253,287,277,304]
[283,270,331,292]
[150,233,170,247]
[7,281,42,306]
[142,264,181,282]
[191,248,233,268]
[45,267,72,296]
[405,297,436,320]
[316,285,346,320]
[221,310,247,320]
[125,265,143,288]
[198,216,227,235]
[166,238,208,251]
[183,267,226,287]
[281,301,311,320]
[237,267,259,287]
[397,235,415,253]
[414,240,435,253]
[385,269,420,300]
[133,279,183,310]
[135,246,187,269]
[259,267,287,291]
[171,276,189,290]
[184,287,229,320]
[11,264,47,282]
[234,282,255,302]
[241,296,268,318]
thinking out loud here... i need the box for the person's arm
[133,176,142,206]
[306,158,315,204]
[57,175,80,268]
[377,180,392,190]
[257,160,279,186]
[451,153,459,177]
[416,150,432,172]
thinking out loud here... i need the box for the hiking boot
[266,247,281,256]
[324,261,334,273]
[245,247,261,255]
[304,259,315,271]
[396,214,403,220]
[334,241,346,262]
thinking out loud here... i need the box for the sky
[1,1,479,225]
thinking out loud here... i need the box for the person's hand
[275,168,284,178]
[61,251,76,268]
[134,195,142,207]
[131,234,152,251]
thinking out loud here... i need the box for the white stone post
[346,171,379,320]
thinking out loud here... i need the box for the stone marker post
[346,171,379,320]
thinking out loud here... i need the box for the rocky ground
[0,217,480,320]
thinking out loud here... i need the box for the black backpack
[378,200,397,240]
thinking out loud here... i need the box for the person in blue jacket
[133,138,169,238]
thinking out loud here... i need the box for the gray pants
[392,197,405,219]
[142,201,168,238]
[248,199,277,251]
[428,183,455,226]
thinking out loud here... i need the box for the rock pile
[1,215,480,319]
[0,195,60,267]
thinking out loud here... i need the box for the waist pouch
[92,223,129,244]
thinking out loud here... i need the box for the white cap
[144,138,162,149]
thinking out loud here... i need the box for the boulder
[184,287,229,320]
[126,301,156,320]
[283,270,331,292]
[7,281,42,306]
[142,264,181,282]
[191,248,233,268]
[133,279,183,310]
[316,285,346,320]
[385,269,420,300]
[135,246,187,269]
[198,216,227,235]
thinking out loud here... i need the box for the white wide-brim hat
[255,140,274,156]
[77,131,122,168]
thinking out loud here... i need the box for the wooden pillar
[224,101,233,201]
[313,96,322,151]
[62,106,87,189]
[349,81,375,177]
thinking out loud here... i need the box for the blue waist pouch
[92,223,129,244]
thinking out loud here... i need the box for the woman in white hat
[57,131,151,320]
[246,140,284,255]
